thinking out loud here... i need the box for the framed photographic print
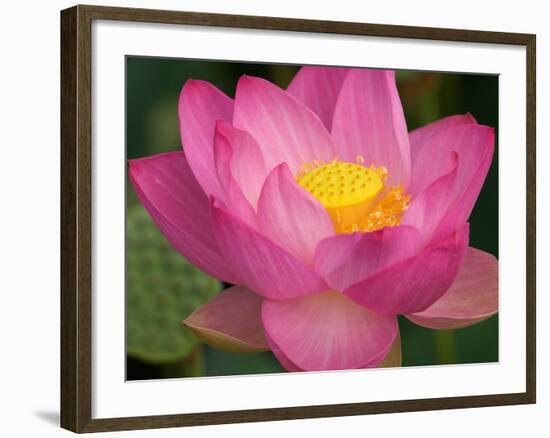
[60,4,536,433]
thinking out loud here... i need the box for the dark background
[126,57,498,380]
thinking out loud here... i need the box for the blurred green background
[126,57,498,380]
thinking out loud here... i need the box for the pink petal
[409,123,495,199]
[257,164,335,265]
[409,114,476,171]
[183,286,269,352]
[265,333,303,372]
[406,247,498,329]
[213,121,268,208]
[179,80,233,199]
[128,152,238,284]
[213,123,258,228]
[262,291,398,371]
[211,203,328,299]
[331,69,411,186]
[401,153,458,242]
[433,128,495,242]
[233,75,336,174]
[268,329,401,372]
[287,66,349,129]
[269,329,401,372]
[314,225,423,292]
[344,224,469,315]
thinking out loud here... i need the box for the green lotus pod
[126,204,221,364]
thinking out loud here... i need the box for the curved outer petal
[409,123,495,199]
[406,247,498,329]
[213,122,258,228]
[213,120,268,208]
[287,66,350,130]
[331,69,411,187]
[314,225,423,292]
[265,332,302,372]
[409,114,476,172]
[262,291,398,371]
[401,153,458,243]
[257,164,335,266]
[344,224,469,315]
[183,286,269,353]
[268,329,401,372]
[128,152,238,284]
[211,203,328,299]
[433,127,495,242]
[233,75,337,174]
[179,80,233,199]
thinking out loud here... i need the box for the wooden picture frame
[61,4,536,433]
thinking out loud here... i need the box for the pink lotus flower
[129,66,498,371]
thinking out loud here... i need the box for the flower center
[296,157,410,234]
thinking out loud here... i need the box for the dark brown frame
[61,4,536,433]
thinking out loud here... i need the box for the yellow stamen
[297,160,383,233]
[296,157,410,234]
[357,185,410,233]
